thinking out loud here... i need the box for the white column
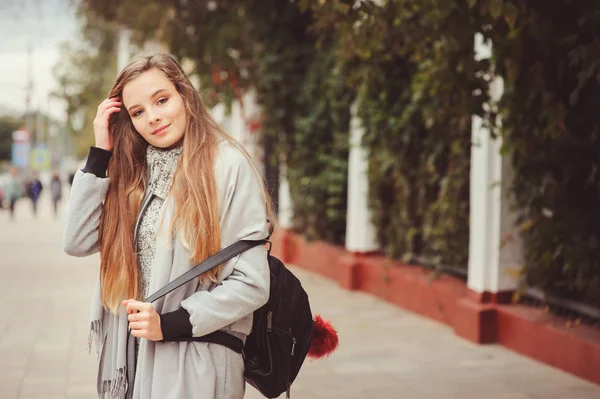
[278,161,294,229]
[345,101,379,253]
[117,27,132,71]
[240,90,262,165]
[211,103,226,125]
[467,33,521,294]
[225,94,261,166]
[230,99,244,143]
[211,103,232,138]
[497,153,524,291]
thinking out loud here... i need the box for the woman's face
[122,68,187,148]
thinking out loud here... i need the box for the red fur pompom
[307,315,338,359]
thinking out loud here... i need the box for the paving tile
[18,377,65,398]
[0,377,21,399]
[65,384,98,398]
[1,193,599,398]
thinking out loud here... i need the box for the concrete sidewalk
[1,193,599,398]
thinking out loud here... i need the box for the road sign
[12,142,31,168]
[30,147,51,171]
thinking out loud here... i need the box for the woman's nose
[148,113,161,125]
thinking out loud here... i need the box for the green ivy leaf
[502,3,519,30]
[489,0,503,19]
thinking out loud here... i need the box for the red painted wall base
[270,229,600,385]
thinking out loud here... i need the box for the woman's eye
[158,97,168,105]
[133,110,143,117]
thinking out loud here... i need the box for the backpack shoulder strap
[144,239,267,303]
[166,331,245,354]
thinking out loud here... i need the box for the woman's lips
[152,124,171,135]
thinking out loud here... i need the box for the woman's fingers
[122,299,134,314]
[123,300,161,341]
[127,311,151,322]
[97,99,121,115]
[102,97,120,105]
[98,104,122,118]
[103,103,122,112]
[128,321,148,330]
[125,300,155,317]
[130,329,145,338]
[102,98,121,105]
[103,107,122,118]
[125,299,146,313]
[95,103,121,122]
[104,99,122,106]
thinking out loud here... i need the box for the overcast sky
[0,0,79,121]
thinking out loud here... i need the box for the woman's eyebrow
[127,89,169,112]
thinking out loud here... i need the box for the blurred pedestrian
[28,172,43,216]
[3,168,22,220]
[50,171,62,217]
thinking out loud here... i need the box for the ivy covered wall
[73,0,600,307]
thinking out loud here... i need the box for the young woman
[64,53,272,399]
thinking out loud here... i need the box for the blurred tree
[480,0,600,307]
[52,18,118,157]
[298,0,492,268]
[0,115,23,162]
[73,0,350,243]
[66,0,600,307]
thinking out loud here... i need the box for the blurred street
[0,193,599,399]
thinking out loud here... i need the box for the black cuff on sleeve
[81,146,112,178]
[160,307,193,341]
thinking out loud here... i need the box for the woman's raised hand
[93,97,122,151]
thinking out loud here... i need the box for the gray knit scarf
[89,145,182,398]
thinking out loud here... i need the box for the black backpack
[144,238,323,398]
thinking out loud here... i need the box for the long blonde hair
[98,53,273,313]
